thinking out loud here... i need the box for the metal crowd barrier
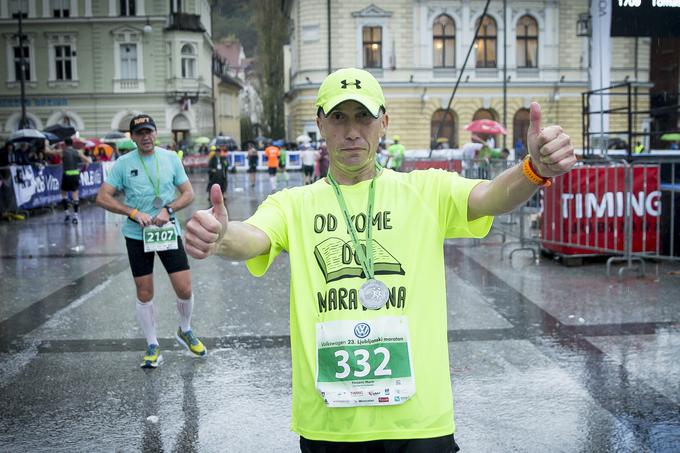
[402,155,680,278]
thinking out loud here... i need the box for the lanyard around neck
[326,164,381,280]
[137,150,160,197]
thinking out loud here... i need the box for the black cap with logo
[129,114,157,133]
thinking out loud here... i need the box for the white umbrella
[296,134,311,143]
[9,129,46,143]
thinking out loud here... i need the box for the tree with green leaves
[252,0,287,139]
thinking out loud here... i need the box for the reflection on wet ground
[1,171,679,452]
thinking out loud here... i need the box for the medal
[359,279,390,310]
[328,164,391,310]
[138,151,163,211]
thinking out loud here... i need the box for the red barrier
[542,164,660,255]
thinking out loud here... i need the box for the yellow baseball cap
[316,68,386,118]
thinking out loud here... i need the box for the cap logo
[340,79,361,89]
[133,117,150,125]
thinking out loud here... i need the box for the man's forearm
[168,190,194,211]
[469,164,539,219]
[217,221,271,260]
[96,193,134,217]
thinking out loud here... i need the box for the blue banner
[9,163,103,210]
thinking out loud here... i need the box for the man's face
[131,128,156,153]
[316,101,388,172]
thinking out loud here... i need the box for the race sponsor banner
[542,165,660,255]
[182,155,209,168]
[9,164,103,210]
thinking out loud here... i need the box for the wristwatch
[164,205,175,216]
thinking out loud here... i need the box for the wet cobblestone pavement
[1,172,679,452]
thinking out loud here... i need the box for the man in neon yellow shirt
[386,135,405,171]
[183,68,576,451]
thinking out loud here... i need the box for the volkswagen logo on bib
[354,322,371,338]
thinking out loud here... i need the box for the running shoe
[71,214,79,224]
[64,214,70,223]
[175,328,207,357]
[140,344,162,368]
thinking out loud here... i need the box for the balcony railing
[166,13,205,32]
[113,78,145,93]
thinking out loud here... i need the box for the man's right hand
[185,184,228,259]
[134,211,154,227]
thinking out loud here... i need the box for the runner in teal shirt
[96,113,207,369]
[105,146,188,240]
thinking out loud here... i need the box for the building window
[181,44,197,79]
[362,26,382,69]
[120,0,136,16]
[170,0,182,14]
[120,43,138,79]
[433,15,455,68]
[54,45,73,80]
[9,0,28,18]
[431,109,457,148]
[52,0,70,17]
[13,45,31,81]
[516,15,538,68]
[475,16,497,68]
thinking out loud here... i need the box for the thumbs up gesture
[185,184,228,259]
[526,102,576,178]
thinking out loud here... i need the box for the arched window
[433,15,455,68]
[431,109,457,149]
[181,44,197,78]
[516,15,538,68]
[513,108,530,158]
[475,16,497,68]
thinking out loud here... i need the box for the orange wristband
[522,156,552,188]
[129,208,139,220]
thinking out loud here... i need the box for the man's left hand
[526,102,577,178]
[154,208,170,226]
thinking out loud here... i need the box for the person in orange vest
[263,142,280,191]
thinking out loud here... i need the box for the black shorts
[303,165,314,176]
[125,236,190,278]
[61,174,80,192]
[268,167,277,176]
[300,434,459,453]
[247,164,257,173]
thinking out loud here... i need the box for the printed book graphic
[314,237,405,283]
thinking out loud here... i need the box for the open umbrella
[194,136,211,145]
[43,131,63,144]
[94,143,114,159]
[102,131,127,141]
[116,138,137,151]
[9,129,46,143]
[296,134,311,143]
[660,133,680,141]
[43,124,76,140]
[464,119,508,135]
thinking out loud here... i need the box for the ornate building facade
[283,0,651,151]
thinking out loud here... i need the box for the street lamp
[143,17,152,34]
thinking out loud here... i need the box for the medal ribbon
[138,150,161,199]
[326,164,380,280]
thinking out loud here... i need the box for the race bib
[315,316,415,408]
[143,223,178,253]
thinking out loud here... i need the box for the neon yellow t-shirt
[244,168,492,442]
